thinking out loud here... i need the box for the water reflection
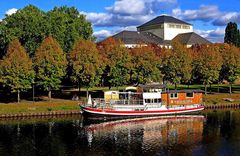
[0,111,240,156]
[83,116,204,156]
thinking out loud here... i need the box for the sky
[0,0,240,42]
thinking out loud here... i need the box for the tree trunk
[204,82,207,95]
[86,87,89,100]
[174,83,177,89]
[17,90,20,103]
[217,82,220,93]
[210,83,212,94]
[48,90,51,100]
[230,83,232,94]
[78,83,81,96]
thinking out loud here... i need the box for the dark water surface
[0,110,240,156]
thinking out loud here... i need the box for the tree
[0,39,34,103]
[0,5,94,57]
[68,39,103,98]
[220,44,240,93]
[161,41,192,88]
[192,45,223,94]
[0,5,47,57]
[98,38,131,88]
[34,36,67,99]
[130,45,161,84]
[46,6,94,53]
[224,22,239,47]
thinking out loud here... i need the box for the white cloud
[213,12,240,26]
[5,8,18,16]
[81,11,112,26]
[93,30,113,39]
[106,0,145,15]
[82,0,177,27]
[172,5,221,22]
[172,5,240,26]
[194,28,225,43]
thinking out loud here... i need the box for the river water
[0,110,239,156]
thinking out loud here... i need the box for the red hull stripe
[81,106,204,116]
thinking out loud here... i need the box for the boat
[80,84,204,118]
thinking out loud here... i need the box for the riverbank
[0,89,240,117]
[0,100,79,115]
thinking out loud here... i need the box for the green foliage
[46,6,94,53]
[219,44,240,93]
[0,39,34,94]
[224,22,239,47]
[130,45,161,84]
[68,39,102,89]
[0,5,94,58]
[98,38,131,88]
[161,41,192,86]
[192,45,223,85]
[0,5,47,57]
[34,36,67,93]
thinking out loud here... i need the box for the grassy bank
[0,100,79,115]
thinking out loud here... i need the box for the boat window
[145,99,151,103]
[154,99,161,103]
[186,92,193,98]
[170,93,178,98]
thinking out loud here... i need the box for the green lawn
[0,100,79,115]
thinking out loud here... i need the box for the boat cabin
[102,86,202,108]
[161,90,203,106]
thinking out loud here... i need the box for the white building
[100,15,211,48]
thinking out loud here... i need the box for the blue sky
[1,0,240,42]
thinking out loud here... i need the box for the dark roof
[102,30,169,45]
[138,83,166,89]
[173,32,212,45]
[137,15,192,29]
[162,90,204,93]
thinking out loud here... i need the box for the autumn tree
[161,41,192,88]
[130,45,161,84]
[219,44,240,93]
[98,38,131,88]
[192,45,223,94]
[0,39,35,103]
[69,39,102,98]
[34,36,67,99]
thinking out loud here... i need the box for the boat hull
[80,105,204,118]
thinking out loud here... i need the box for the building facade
[101,15,211,48]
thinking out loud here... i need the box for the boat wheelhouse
[80,84,204,118]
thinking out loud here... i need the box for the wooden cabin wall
[161,92,202,105]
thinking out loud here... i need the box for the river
[0,110,239,156]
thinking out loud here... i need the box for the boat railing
[89,98,144,109]
[167,104,202,110]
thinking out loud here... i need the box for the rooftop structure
[100,15,211,48]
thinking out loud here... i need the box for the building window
[170,93,178,98]
[176,25,181,29]
[168,24,175,28]
[186,92,193,98]
[182,25,190,29]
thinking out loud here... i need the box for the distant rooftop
[173,32,212,45]
[102,30,170,45]
[137,15,192,29]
